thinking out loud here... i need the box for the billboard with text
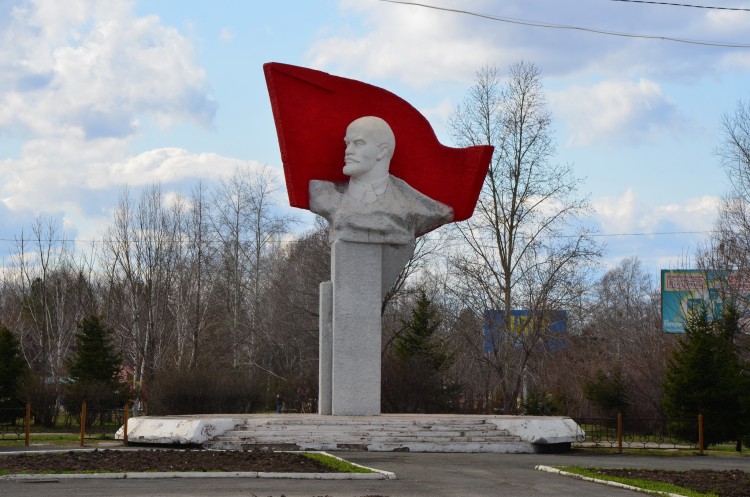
[661,269,750,333]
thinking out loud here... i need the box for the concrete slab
[116,414,582,453]
[486,416,581,445]
[330,240,382,415]
[115,416,243,445]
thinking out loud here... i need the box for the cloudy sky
[1,0,749,280]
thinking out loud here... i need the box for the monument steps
[203,415,533,453]
[213,435,522,444]
[223,430,514,438]
[118,414,580,453]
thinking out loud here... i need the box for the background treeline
[0,61,748,448]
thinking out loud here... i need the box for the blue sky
[1,0,749,281]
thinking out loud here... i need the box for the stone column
[330,239,382,415]
[318,281,333,415]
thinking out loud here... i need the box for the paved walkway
[1,449,747,497]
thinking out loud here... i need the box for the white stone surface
[309,176,452,245]
[381,242,414,298]
[119,414,582,453]
[114,416,242,445]
[318,281,333,415]
[331,240,381,415]
[486,416,581,444]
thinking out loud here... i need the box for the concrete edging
[0,471,391,481]
[535,465,689,497]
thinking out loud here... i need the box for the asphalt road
[1,450,747,497]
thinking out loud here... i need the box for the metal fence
[1,403,129,447]
[84,408,125,434]
[0,407,26,439]
[573,416,700,450]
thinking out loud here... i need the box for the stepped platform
[117,414,581,453]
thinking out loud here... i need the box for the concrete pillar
[318,281,333,415]
[331,240,381,415]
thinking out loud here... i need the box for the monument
[310,116,453,415]
[114,65,582,452]
[264,63,493,415]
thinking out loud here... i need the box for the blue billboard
[661,269,750,333]
[483,309,568,353]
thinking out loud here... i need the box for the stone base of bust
[319,240,382,416]
[318,281,333,415]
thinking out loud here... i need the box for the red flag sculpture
[263,62,493,222]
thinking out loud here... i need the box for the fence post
[698,413,704,455]
[80,401,87,447]
[617,412,623,454]
[24,401,31,447]
[123,404,129,447]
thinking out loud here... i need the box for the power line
[0,230,717,245]
[589,230,712,237]
[378,0,750,48]
[610,0,750,12]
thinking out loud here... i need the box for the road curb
[0,471,391,481]
[535,465,689,497]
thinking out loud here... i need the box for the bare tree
[101,185,180,397]
[256,222,330,410]
[12,218,90,382]
[556,257,670,417]
[209,165,295,370]
[177,182,221,368]
[711,100,750,307]
[381,234,444,315]
[447,62,602,413]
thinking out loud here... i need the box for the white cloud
[106,149,265,187]
[551,79,681,147]
[309,0,749,88]
[704,8,750,37]
[593,188,719,273]
[0,0,216,138]
[307,0,507,87]
[593,187,718,235]
[0,0,224,242]
[0,139,267,210]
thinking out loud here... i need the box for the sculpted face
[342,117,393,181]
[343,122,381,178]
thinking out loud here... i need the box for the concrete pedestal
[329,240,382,416]
[318,281,333,415]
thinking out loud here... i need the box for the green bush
[62,380,129,428]
[17,374,60,427]
[0,326,28,410]
[63,315,128,423]
[523,386,564,415]
[382,291,458,413]
[147,368,260,415]
[584,368,631,417]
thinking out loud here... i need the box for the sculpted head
[343,116,395,182]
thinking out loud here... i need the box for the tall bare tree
[447,62,602,413]
[711,100,750,307]
[12,218,91,384]
[176,182,221,369]
[101,185,180,397]
[209,165,294,369]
